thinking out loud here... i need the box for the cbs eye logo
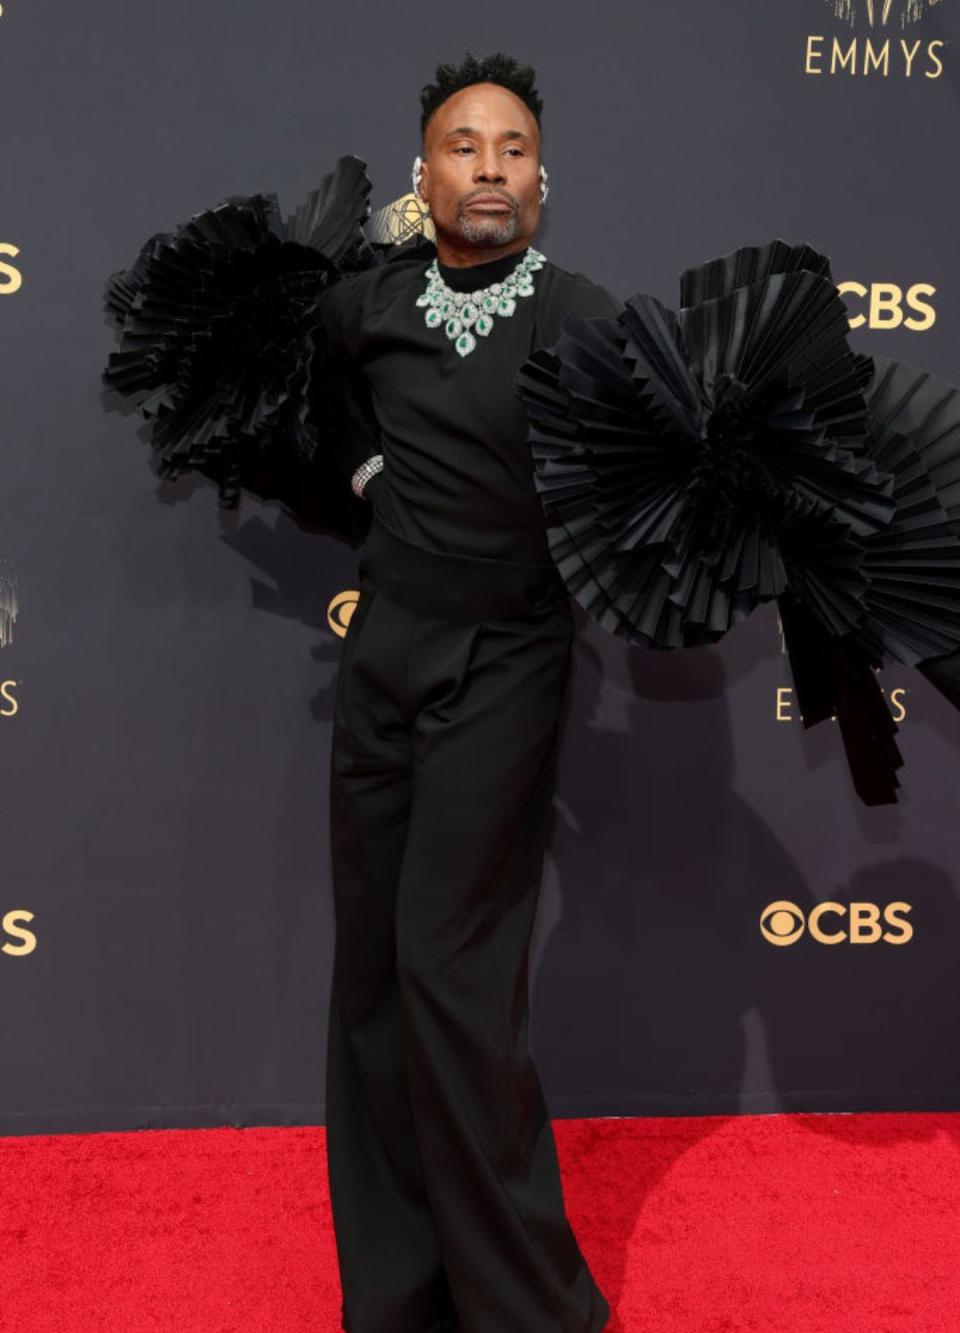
[328,590,360,638]
[760,899,913,946]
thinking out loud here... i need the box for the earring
[411,154,427,208]
[539,164,549,205]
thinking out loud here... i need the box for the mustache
[460,188,519,210]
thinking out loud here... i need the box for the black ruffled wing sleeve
[515,239,960,805]
[102,154,388,544]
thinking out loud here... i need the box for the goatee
[455,206,521,247]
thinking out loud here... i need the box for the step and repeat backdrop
[1,0,958,1134]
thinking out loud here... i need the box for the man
[316,51,621,1333]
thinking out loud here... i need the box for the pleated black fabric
[514,238,960,804]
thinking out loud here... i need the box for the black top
[315,236,623,563]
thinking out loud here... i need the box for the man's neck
[433,237,531,268]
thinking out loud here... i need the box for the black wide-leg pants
[326,511,609,1333]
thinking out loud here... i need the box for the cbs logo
[328,590,360,638]
[0,242,22,295]
[837,282,936,332]
[760,899,912,946]
[2,909,36,957]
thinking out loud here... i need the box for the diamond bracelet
[351,454,383,500]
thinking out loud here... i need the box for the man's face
[420,81,541,252]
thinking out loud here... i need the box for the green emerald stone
[456,331,477,356]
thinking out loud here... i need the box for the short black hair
[419,51,544,139]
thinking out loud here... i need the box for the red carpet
[2,1112,958,1331]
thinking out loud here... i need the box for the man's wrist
[351,454,383,500]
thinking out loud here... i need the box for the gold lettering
[776,686,793,721]
[803,33,946,80]
[904,284,936,331]
[888,686,907,723]
[926,39,945,79]
[832,37,858,75]
[0,680,17,716]
[2,910,37,957]
[864,38,890,77]
[883,902,913,944]
[805,34,824,75]
[849,901,883,944]
[900,37,922,76]
[869,283,903,330]
[0,243,22,295]
[809,901,846,944]
[837,280,868,330]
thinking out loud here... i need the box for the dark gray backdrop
[1,0,958,1134]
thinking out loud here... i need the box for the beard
[454,199,521,246]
